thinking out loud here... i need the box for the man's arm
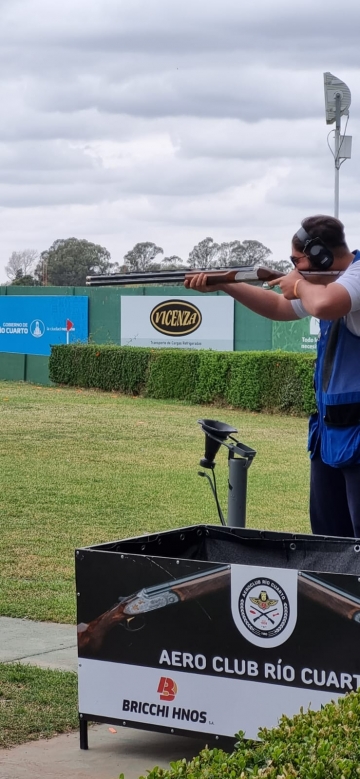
[184,273,299,321]
[268,270,352,319]
[294,280,351,319]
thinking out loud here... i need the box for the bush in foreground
[139,691,360,779]
[50,345,316,416]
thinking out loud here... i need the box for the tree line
[4,237,291,287]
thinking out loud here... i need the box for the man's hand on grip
[184,272,223,293]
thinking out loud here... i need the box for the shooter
[185,215,360,538]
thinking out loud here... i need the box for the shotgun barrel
[298,572,360,622]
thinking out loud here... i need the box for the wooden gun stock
[77,601,128,653]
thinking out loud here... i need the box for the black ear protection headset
[296,226,334,270]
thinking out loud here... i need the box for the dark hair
[292,215,347,252]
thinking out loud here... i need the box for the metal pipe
[227,454,249,528]
[334,92,341,218]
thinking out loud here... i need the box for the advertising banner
[77,548,360,740]
[272,316,319,352]
[120,296,234,351]
[0,296,88,356]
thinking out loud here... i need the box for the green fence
[0,285,316,385]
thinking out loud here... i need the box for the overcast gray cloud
[1,0,360,280]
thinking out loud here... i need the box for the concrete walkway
[0,617,77,671]
[0,617,208,779]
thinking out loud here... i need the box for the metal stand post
[334,92,341,218]
[79,717,88,750]
[227,453,250,528]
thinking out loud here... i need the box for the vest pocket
[321,423,360,466]
[324,403,360,427]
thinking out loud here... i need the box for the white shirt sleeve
[290,299,309,318]
[335,261,360,311]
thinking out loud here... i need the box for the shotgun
[77,564,231,653]
[298,572,360,623]
[86,266,343,287]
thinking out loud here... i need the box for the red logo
[157,677,178,701]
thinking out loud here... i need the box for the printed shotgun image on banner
[77,565,231,653]
[76,559,360,693]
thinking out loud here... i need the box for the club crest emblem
[231,567,298,648]
[240,581,289,638]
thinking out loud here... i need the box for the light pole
[323,73,352,218]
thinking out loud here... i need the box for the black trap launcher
[197,419,256,527]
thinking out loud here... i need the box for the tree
[160,255,187,270]
[5,249,38,281]
[239,240,272,266]
[263,259,292,273]
[123,242,163,272]
[188,238,272,268]
[11,270,37,286]
[188,238,221,268]
[212,241,247,267]
[34,238,112,286]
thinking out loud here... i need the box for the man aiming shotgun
[185,215,360,539]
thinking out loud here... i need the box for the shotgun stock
[77,564,231,653]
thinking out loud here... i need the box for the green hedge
[49,345,316,415]
[49,344,151,394]
[141,690,360,779]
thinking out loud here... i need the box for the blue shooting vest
[309,251,360,467]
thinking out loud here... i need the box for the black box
[76,524,360,746]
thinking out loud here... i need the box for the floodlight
[323,73,352,218]
[324,72,351,125]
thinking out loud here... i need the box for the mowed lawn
[0,381,310,623]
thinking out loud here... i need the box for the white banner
[78,659,340,740]
[120,296,234,350]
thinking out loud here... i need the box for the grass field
[0,381,310,623]
[0,663,78,748]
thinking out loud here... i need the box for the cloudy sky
[1,0,360,281]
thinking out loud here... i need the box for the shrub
[140,690,360,779]
[49,345,151,395]
[146,349,200,401]
[225,351,315,415]
[49,345,316,416]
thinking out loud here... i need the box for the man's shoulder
[345,254,360,272]
[336,255,360,323]
[348,250,360,268]
[336,256,360,288]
